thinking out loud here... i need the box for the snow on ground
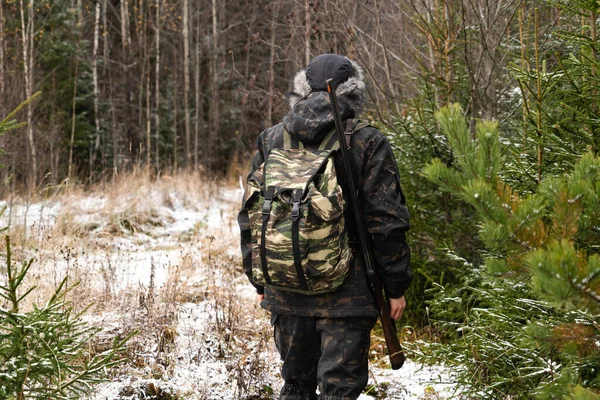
[359,361,456,399]
[4,179,456,399]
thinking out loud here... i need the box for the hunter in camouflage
[238,54,412,400]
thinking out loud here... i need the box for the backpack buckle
[262,200,272,216]
[291,189,303,221]
[262,186,275,217]
[291,202,300,220]
[344,119,354,149]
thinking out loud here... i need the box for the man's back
[238,54,411,400]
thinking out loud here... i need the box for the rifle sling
[344,119,354,148]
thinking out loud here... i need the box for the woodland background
[1,0,559,188]
[2,0,600,398]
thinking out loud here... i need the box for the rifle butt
[380,312,406,370]
[373,276,405,369]
[389,349,406,370]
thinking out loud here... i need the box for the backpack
[243,121,368,295]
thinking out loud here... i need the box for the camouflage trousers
[271,313,377,400]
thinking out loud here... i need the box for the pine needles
[415,104,600,399]
[0,232,130,399]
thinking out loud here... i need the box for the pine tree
[417,104,600,398]
[0,228,130,399]
[0,99,129,399]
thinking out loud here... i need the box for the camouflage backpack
[243,122,367,294]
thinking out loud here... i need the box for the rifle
[326,78,406,370]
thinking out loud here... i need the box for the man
[238,54,411,400]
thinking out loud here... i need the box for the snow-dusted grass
[1,172,455,399]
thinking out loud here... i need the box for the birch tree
[193,5,202,170]
[305,0,311,65]
[121,0,131,49]
[0,0,4,112]
[68,56,79,181]
[155,0,161,171]
[183,0,191,167]
[172,51,179,172]
[20,0,36,185]
[209,0,219,169]
[92,1,101,177]
[266,3,280,127]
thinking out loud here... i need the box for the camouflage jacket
[237,91,411,317]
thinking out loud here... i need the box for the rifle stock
[371,272,406,369]
[326,79,405,370]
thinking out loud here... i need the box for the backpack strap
[353,120,371,131]
[320,128,339,151]
[321,119,371,151]
[260,186,275,285]
[283,120,370,152]
[319,119,353,151]
[291,188,309,291]
[283,129,304,150]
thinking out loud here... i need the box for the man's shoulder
[354,122,384,139]
[256,123,284,151]
[259,123,284,141]
[352,122,389,152]
[256,121,388,153]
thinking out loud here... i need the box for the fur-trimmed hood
[283,56,366,145]
[288,57,366,115]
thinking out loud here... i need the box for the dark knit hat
[305,54,354,92]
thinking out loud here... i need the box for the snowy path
[5,179,455,399]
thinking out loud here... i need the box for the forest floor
[1,172,455,399]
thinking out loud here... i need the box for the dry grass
[0,170,454,399]
[0,169,279,399]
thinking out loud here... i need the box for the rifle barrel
[326,79,405,370]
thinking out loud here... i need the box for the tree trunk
[237,4,256,155]
[109,65,118,181]
[305,0,311,66]
[534,8,543,184]
[0,0,6,190]
[77,0,83,25]
[68,56,80,182]
[138,8,145,145]
[425,0,440,110]
[183,0,191,167]
[91,1,101,181]
[101,0,108,169]
[266,3,279,127]
[50,72,57,183]
[209,0,219,169]
[155,0,161,171]
[0,0,4,112]
[120,0,130,49]
[20,0,36,186]
[519,4,528,146]
[173,54,179,173]
[103,0,108,65]
[146,47,151,172]
[375,0,398,112]
[194,8,201,170]
[102,0,117,179]
[591,10,599,155]
[143,1,151,172]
